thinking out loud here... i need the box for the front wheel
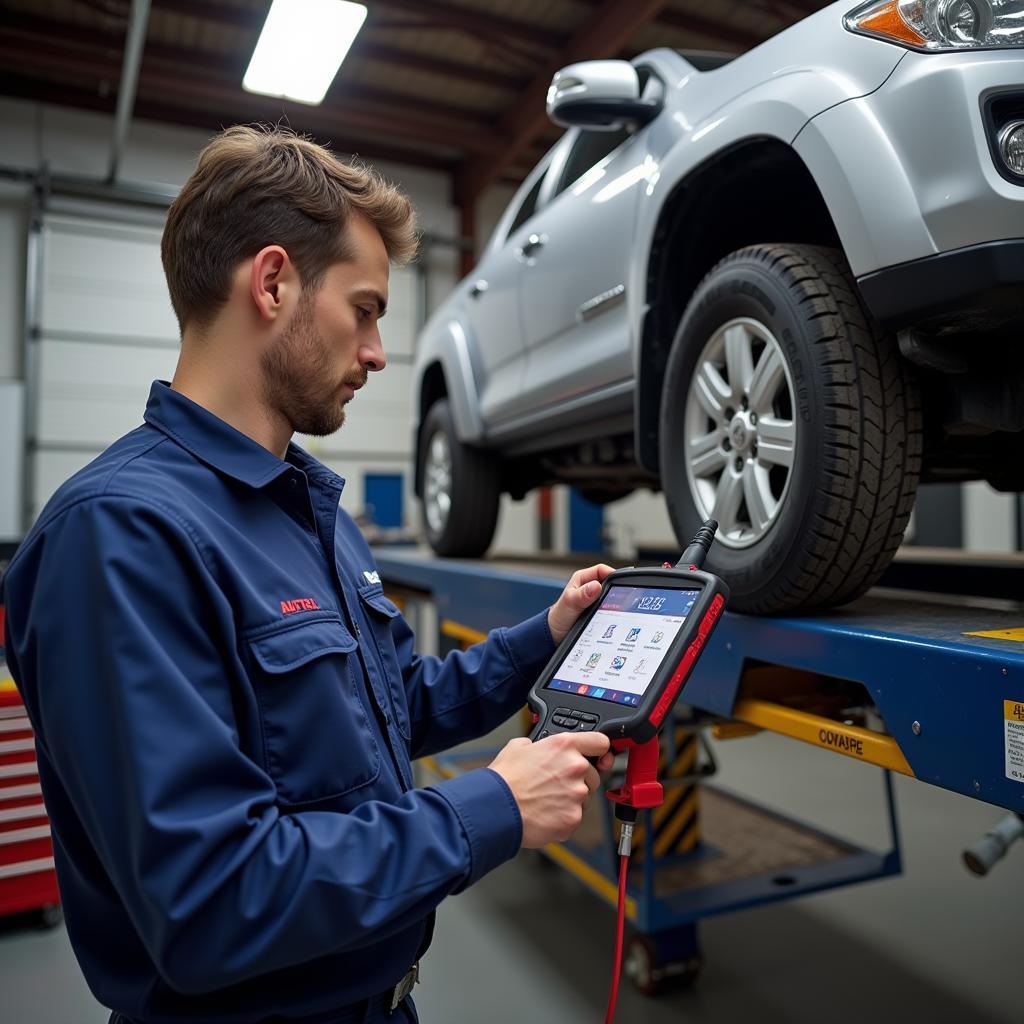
[418,399,501,557]
[660,244,922,614]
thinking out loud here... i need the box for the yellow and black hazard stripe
[630,724,701,861]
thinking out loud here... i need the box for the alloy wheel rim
[424,430,453,535]
[682,317,797,550]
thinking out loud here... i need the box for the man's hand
[547,563,616,643]
[489,732,614,848]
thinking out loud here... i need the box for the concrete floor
[1,729,1018,1024]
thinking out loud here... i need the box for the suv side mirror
[546,60,660,131]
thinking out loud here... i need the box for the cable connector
[617,821,634,858]
[677,518,718,570]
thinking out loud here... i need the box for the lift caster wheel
[625,935,702,996]
[38,903,63,929]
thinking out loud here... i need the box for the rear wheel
[418,399,501,557]
[660,244,922,614]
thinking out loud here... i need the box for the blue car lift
[372,546,1024,990]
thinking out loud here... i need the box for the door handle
[469,279,489,299]
[515,233,547,260]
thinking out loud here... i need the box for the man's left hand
[547,564,616,644]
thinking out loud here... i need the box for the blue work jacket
[1,381,556,1023]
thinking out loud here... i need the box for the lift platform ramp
[371,546,1024,988]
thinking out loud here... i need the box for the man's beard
[260,291,366,437]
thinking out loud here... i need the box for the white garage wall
[963,482,1016,553]
[0,96,541,541]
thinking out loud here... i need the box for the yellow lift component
[729,698,914,776]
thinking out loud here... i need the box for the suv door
[517,122,649,416]
[464,161,550,424]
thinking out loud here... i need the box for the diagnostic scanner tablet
[528,558,728,748]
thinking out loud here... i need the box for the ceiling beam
[0,36,500,157]
[149,0,259,30]
[1,8,522,97]
[0,23,503,128]
[366,0,561,49]
[655,7,771,49]
[454,0,669,204]
[569,0,765,51]
[152,0,560,52]
[0,71,457,174]
[351,41,524,92]
[8,7,525,105]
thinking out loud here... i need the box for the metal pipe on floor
[963,812,1024,876]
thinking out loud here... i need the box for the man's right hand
[488,732,613,848]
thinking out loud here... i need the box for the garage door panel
[40,217,178,342]
[28,210,417,525]
[36,339,175,447]
[380,268,415,359]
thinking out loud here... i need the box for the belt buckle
[389,961,419,1013]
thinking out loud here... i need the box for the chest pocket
[248,616,380,805]
[357,583,411,741]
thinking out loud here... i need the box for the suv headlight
[845,0,1024,50]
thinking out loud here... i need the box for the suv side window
[551,127,631,200]
[507,173,546,236]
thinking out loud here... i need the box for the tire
[659,244,922,615]
[418,399,501,557]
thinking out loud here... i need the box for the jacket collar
[143,381,344,492]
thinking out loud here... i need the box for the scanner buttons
[550,707,599,731]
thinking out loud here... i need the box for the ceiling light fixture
[243,0,367,106]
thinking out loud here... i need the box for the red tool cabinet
[0,608,62,924]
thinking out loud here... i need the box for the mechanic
[0,125,614,1024]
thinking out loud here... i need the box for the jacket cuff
[432,768,522,889]
[499,609,557,685]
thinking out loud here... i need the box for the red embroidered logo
[280,597,321,615]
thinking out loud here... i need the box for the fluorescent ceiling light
[243,0,367,106]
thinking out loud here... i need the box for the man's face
[261,214,389,437]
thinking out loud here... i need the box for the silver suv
[412,0,1024,614]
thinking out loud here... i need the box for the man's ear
[250,245,296,321]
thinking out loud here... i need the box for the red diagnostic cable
[604,852,630,1024]
[603,736,663,1024]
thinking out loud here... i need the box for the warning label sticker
[1005,701,1024,784]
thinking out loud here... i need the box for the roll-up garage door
[29,204,177,521]
[26,202,418,526]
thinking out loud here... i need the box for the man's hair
[161,124,418,332]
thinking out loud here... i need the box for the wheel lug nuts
[750,412,758,425]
